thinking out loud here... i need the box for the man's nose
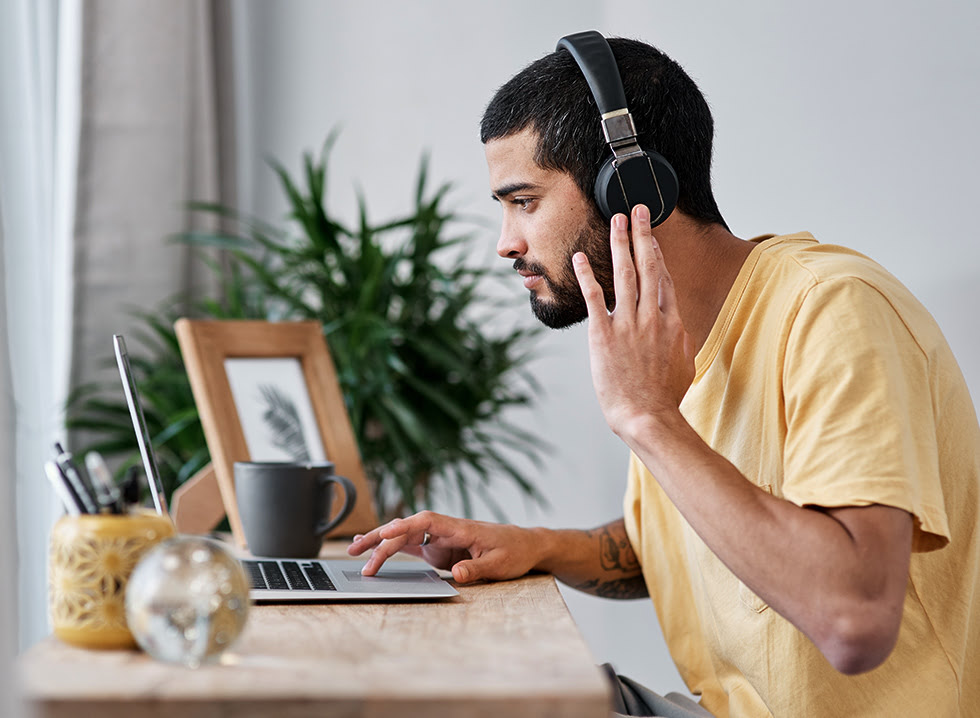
[496,219,526,259]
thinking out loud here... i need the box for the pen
[85,451,124,514]
[52,443,99,514]
[55,442,100,505]
[44,460,84,515]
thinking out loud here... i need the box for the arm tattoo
[598,525,641,573]
[569,522,647,599]
[573,575,649,600]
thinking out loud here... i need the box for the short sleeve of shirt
[782,276,949,552]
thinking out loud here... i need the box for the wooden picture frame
[174,319,379,546]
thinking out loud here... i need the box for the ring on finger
[420,532,432,547]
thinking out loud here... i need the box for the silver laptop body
[113,333,458,603]
[242,557,458,601]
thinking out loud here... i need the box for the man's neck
[654,214,757,353]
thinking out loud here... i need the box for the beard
[517,215,615,330]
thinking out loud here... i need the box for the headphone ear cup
[593,150,679,227]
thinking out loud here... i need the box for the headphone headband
[556,31,628,116]
[557,31,640,152]
[555,30,680,226]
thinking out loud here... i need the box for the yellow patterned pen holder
[48,510,175,649]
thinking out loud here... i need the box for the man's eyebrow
[490,182,539,201]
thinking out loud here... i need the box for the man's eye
[512,197,535,210]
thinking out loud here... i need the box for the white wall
[233,0,980,696]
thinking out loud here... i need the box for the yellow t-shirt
[624,233,980,717]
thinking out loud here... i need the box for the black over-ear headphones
[556,31,679,227]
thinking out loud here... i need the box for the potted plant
[67,136,548,521]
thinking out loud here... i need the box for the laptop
[113,333,458,602]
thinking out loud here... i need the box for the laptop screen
[113,334,168,515]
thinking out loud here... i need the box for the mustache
[512,257,550,278]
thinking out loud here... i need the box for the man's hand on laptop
[347,511,542,584]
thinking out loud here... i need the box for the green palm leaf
[65,135,547,520]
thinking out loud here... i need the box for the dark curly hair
[481,36,727,229]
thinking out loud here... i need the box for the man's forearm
[623,409,912,673]
[532,519,648,599]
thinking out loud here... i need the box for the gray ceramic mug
[233,461,357,558]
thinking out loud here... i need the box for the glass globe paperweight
[125,535,250,667]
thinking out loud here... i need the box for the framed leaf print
[174,319,379,547]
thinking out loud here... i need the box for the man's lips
[518,270,543,289]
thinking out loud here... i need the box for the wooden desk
[20,549,610,718]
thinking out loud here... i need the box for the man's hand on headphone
[572,203,696,443]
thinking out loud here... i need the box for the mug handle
[314,475,357,537]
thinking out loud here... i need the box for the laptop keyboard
[243,560,337,591]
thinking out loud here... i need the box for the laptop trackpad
[341,569,440,593]
[343,570,433,583]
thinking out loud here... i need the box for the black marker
[119,465,142,510]
[52,443,99,514]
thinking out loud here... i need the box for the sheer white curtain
[1,0,235,661]
[0,198,24,718]
[0,0,80,666]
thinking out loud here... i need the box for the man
[349,34,980,717]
